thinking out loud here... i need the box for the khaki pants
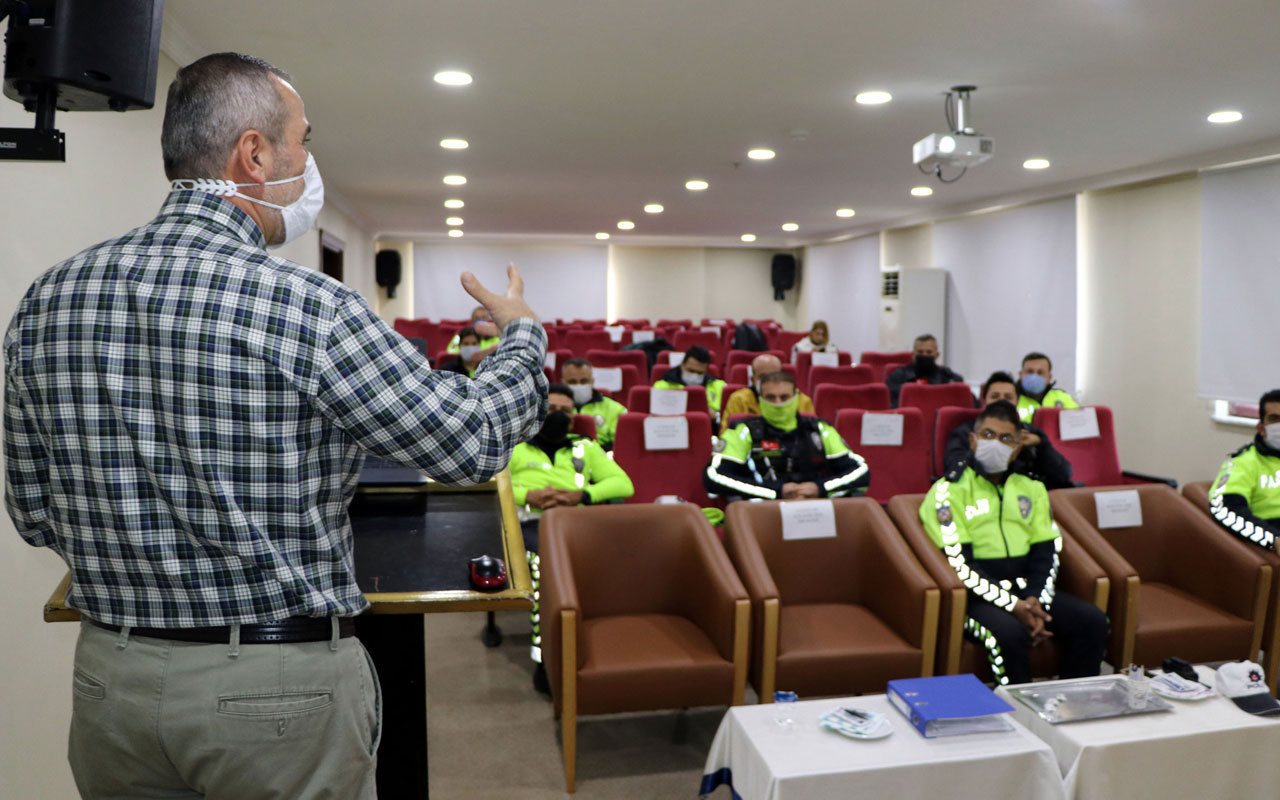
[69,620,381,799]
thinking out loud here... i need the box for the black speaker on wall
[375,250,402,299]
[771,253,797,301]
[3,0,165,112]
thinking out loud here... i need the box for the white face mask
[172,152,324,248]
[1265,422,1280,450]
[458,345,481,361]
[569,383,594,406]
[974,438,1016,474]
[681,370,705,386]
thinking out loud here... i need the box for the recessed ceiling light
[781,223,799,232]
[644,204,664,214]
[440,138,469,150]
[855,90,893,105]
[740,233,757,242]
[443,175,467,185]
[617,220,635,230]
[448,229,464,238]
[835,208,856,218]
[1023,158,1051,170]
[685,179,709,191]
[433,70,472,86]
[911,186,934,197]
[446,217,464,226]
[747,149,776,161]
[444,199,464,209]
[1207,110,1243,124]
[595,232,610,240]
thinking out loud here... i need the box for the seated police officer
[720,352,815,433]
[436,326,486,377]
[559,358,627,450]
[1016,351,1079,423]
[509,383,635,692]
[704,371,869,501]
[944,371,1074,489]
[1209,388,1280,550]
[654,344,728,426]
[920,401,1108,686]
[886,333,965,407]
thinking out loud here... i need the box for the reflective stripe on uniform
[1211,492,1274,548]
[965,615,1009,686]
[936,479,1018,612]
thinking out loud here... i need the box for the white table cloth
[700,694,1067,800]
[998,669,1280,799]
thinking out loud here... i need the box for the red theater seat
[834,408,933,503]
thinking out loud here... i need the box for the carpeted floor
[424,609,740,798]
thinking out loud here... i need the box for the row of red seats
[588,405,1139,509]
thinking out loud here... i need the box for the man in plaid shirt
[5,53,546,798]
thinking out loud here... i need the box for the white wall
[933,198,1078,390]
[0,52,376,798]
[1077,175,1242,485]
[704,248,801,329]
[608,245,799,329]
[881,223,933,269]
[414,242,607,323]
[801,235,882,357]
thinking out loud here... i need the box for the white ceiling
[163,0,1280,247]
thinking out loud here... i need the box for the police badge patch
[1018,495,1033,519]
[712,437,726,453]
[595,415,605,427]
[937,506,953,525]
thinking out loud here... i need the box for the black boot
[532,663,550,695]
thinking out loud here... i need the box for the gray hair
[161,52,292,180]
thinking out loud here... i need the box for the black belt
[86,616,356,644]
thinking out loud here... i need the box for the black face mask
[537,410,572,443]
[913,354,937,376]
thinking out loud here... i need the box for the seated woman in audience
[510,383,634,692]
[437,327,487,377]
[944,371,1074,489]
[920,400,1108,686]
[791,319,837,357]
[705,371,868,501]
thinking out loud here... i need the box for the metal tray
[1008,675,1174,724]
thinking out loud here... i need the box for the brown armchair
[540,503,749,793]
[887,494,1109,680]
[723,498,939,701]
[1050,484,1273,670]
[1183,480,1280,691]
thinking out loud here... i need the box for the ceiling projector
[913,85,992,182]
[913,131,993,169]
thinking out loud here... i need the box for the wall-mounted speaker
[3,0,165,112]
[771,253,797,300]
[375,250,402,299]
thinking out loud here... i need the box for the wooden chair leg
[562,609,578,793]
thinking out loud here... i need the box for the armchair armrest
[540,510,581,710]
[1057,532,1109,612]
[1050,495,1140,666]
[1121,469,1177,488]
[677,505,750,664]
[1165,508,1271,622]
[858,514,939,651]
[887,495,966,674]
[723,520,781,604]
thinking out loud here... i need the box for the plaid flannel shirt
[4,191,548,627]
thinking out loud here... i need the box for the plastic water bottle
[772,690,798,733]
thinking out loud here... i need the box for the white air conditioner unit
[878,266,948,352]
